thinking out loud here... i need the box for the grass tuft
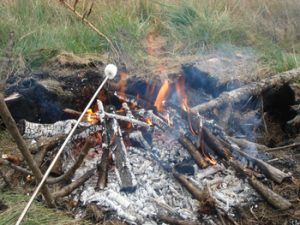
[0,0,299,72]
[0,191,88,225]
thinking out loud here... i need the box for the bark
[191,67,300,113]
[232,146,291,183]
[0,93,55,207]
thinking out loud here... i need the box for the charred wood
[47,136,96,184]
[202,127,232,160]
[191,67,300,113]
[249,176,292,210]
[109,107,136,192]
[178,134,208,169]
[52,168,95,199]
[95,146,109,190]
[0,93,55,207]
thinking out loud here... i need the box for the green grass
[0,191,88,225]
[0,0,299,72]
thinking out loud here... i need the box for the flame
[204,154,217,165]
[145,118,153,125]
[85,108,97,124]
[175,76,189,112]
[154,80,169,112]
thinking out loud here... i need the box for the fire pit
[1,59,300,225]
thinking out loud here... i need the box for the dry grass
[0,0,299,71]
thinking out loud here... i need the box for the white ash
[62,126,256,224]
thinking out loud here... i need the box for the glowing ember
[85,108,97,124]
[145,118,153,125]
[154,80,169,112]
[204,154,217,165]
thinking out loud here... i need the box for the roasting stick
[16,64,118,225]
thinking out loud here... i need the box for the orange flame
[145,118,153,125]
[85,108,97,124]
[154,80,169,112]
[175,76,189,112]
[204,154,217,165]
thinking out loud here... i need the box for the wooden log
[202,127,232,160]
[249,176,292,210]
[178,134,208,169]
[232,145,291,183]
[52,168,95,199]
[0,93,55,207]
[191,67,300,113]
[156,214,201,225]
[229,137,268,152]
[172,170,204,201]
[109,107,136,192]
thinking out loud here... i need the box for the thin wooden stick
[0,158,33,176]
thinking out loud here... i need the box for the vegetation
[0,0,299,70]
[0,191,88,225]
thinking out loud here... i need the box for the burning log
[52,168,95,199]
[202,127,232,160]
[95,145,109,190]
[191,67,300,113]
[156,214,201,225]
[47,136,96,184]
[178,134,208,169]
[249,177,292,210]
[109,107,137,192]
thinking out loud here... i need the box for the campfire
[1,60,300,225]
